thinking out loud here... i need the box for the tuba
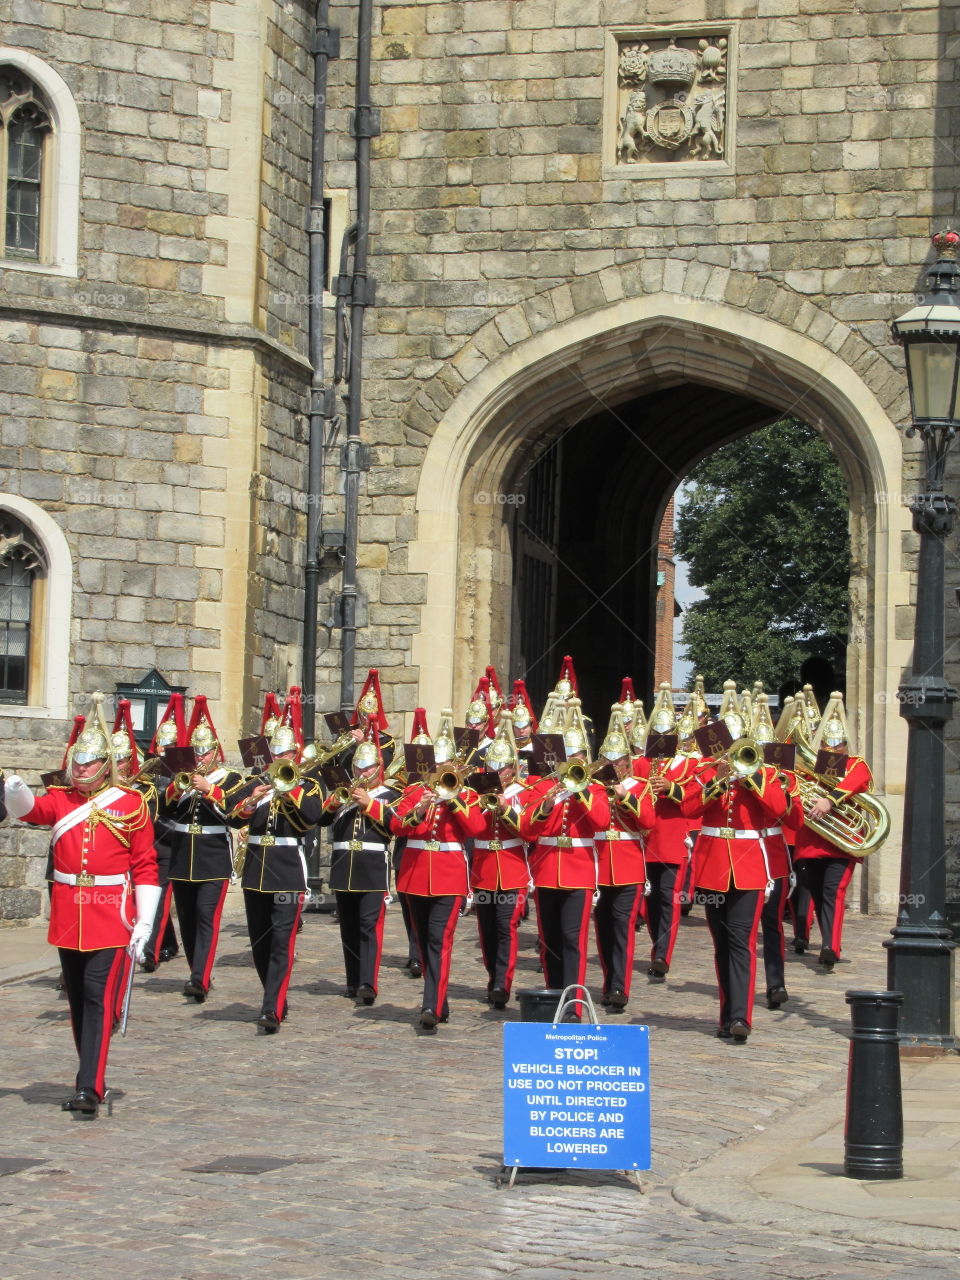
[789,720,889,856]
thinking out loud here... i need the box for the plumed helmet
[269,724,298,756]
[353,740,380,771]
[190,722,218,754]
[111,729,133,762]
[72,726,110,765]
[155,719,179,748]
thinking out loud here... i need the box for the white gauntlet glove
[4,776,35,819]
[130,884,162,960]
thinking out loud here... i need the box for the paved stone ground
[1,899,958,1279]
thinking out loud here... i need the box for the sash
[50,787,128,848]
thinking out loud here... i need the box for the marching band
[0,657,889,1116]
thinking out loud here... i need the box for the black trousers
[788,877,815,942]
[795,856,856,955]
[534,887,593,1008]
[474,888,525,995]
[335,890,387,992]
[59,947,126,1099]
[145,880,179,966]
[392,840,418,964]
[171,878,229,992]
[760,875,787,991]
[404,893,463,1019]
[702,887,765,1029]
[594,883,643,997]
[243,889,304,1017]
[644,861,683,965]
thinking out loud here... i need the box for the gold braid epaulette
[86,788,151,847]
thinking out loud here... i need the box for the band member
[320,729,401,1006]
[390,752,485,1031]
[793,694,873,971]
[321,669,397,773]
[519,699,611,1020]
[139,695,186,971]
[637,701,701,981]
[593,708,656,1011]
[162,696,245,1003]
[471,713,531,1009]
[509,679,538,781]
[395,707,433,977]
[683,728,792,1042]
[4,698,160,1117]
[230,700,322,1032]
[752,695,798,1011]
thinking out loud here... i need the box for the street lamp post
[884,230,960,1050]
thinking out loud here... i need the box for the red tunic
[634,756,700,865]
[470,781,533,893]
[518,779,611,890]
[391,783,486,896]
[594,776,656,886]
[20,784,159,951]
[683,765,792,893]
[794,757,873,862]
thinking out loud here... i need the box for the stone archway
[407,282,913,911]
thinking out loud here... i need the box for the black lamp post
[884,230,960,1050]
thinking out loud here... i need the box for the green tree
[674,419,850,693]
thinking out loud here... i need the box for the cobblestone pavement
[1,899,958,1279]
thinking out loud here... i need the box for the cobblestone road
[1,901,957,1279]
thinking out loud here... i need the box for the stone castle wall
[1,0,959,916]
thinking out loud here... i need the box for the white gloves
[131,884,162,961]
[4,775,35,819]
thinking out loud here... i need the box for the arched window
[0,513,45,704]
[0,68,52,263]
[0,50,80,276]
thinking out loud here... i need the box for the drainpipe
[338,0,378,715]
[301,0,339,741]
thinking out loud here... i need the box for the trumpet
[539,759,594,794]
[479,792,503,812]
[330,786,353,805]
[173,771,194,794]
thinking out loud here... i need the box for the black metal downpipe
[302,0,339,741]
[338,0,378,715]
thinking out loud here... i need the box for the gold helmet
[353,739,380,772]
[751,693,776,745]
[599,704,630,762]
[539,691,562,734]
[562,697,591,761]
[719,680,745,740]
[433,709,457,765]
[812,692,850,752]
[629,700,647,752]
[111,729,134,763]
[269,724,298,756]
[648,683,677,735]
[73,725,111,767]
[155,719,179,749]
[485,710,517,772]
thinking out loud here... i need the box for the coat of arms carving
[617,34,728,166]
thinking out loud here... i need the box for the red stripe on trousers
[95,949,127,1099]
[199,879,230,990]
[275,893,304,1019]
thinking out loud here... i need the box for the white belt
[248,835,299,847]
[700,826,783,839]
[406,840,463,851]
[53,871,128,886]
[333,841,390,853]
[539,837,594,848]
[598,831,637,842]
[475,839,524,850]
[170,823,228,835]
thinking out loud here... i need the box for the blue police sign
[503,1022,651,1170]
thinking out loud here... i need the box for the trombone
[425,763,469,802]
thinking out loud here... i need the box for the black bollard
[843,990,904,1180]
